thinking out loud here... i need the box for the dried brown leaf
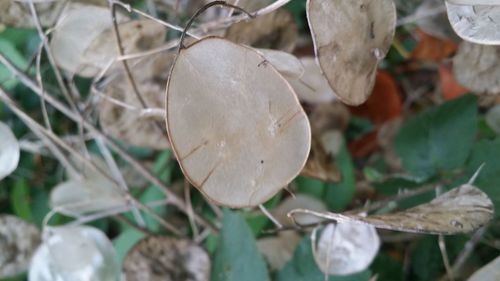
[290,184,494,234]
[123,236,210,281]
[307,0,396,105]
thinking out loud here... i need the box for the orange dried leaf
[349,71,402,125]
[410,31,458,62]
[439,63,469,101]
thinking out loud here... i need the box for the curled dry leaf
[257,231,301,270]
[290,184,494,234]
[445,1,500,45]
[307,0,397,105]
[288,57,336,104]
[0,121,20,181]
[467,255,500,281]
[225,9,298,52]
[123,236,210,281]
[312,223,380,276]
[99,52,174,149]
[0,215,41,279]
[166,38,311,207]
[29,225,118,281]
[272,194,327,227]
[453,42,500,94]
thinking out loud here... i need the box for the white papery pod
[312,223,380,275]
[49,178,127,216]
[166,37,311,207]
[255,49,304,79]
[272,194,327,227]
[447,0,500,4]
[0,121,20,180]
[445,1,500,45]
[307,0,396,105]
[452,41,500,94]
[29,225,118,281]
[287,57,336,104]
[467,255,500,281]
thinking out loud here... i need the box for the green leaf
[395,95,477,180]
[411,236,443,281]
[0,38,29,90]
[113,227,145,267]
[371,254,404,281]
[466,138,500,217]
[325,142,355,211]
[277,236,371,281]
[212,209,269,281]
[10,179,33,222]
[139,186,167,232]
[295,176,325,199]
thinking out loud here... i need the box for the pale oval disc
[447,0,500,5]
[446,1,500,45]
[272,194,327,226]
[123,236,210,281]
[287,57,336,104]
[468,255,500,281]
[50,4,117,77]
[453,41,500,94]
[0,215,40,279]
[0,121,20,180]
[49,178,127,217]
[292,184,494,234]
[255,48,304,79]
[166,37,311,207]
[307,0,397,105]
[29,225,118,281]
[313,223,380,276]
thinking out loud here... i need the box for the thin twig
[0,53,217,233]
[28,0,78,113]
[438,235,454,281]
[259,204,283,229]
